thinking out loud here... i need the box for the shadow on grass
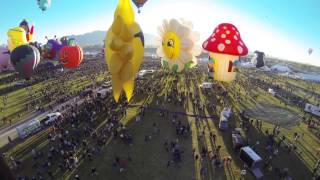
[203,86,313,180]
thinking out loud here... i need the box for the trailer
[16,119,42,139]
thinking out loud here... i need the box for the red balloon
[59,45,83,69]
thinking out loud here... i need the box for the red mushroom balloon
[59,45,83,69]
[203,23,248,82]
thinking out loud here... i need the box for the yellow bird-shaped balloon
[105,0,144,102]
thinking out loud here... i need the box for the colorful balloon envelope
[59,45,83,69]
[156,19,201,73]
[203,23,248,82]
[0,46,14,72]
[10,45,40,80]
[42,39,64,60]
[37,0,51,12]
[132,0,147,13]
[7,27,28,52]
[105,0,145,102]
[19,19,34,42]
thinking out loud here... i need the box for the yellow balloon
[210,52,238,82]
[7,27,28,52]
[105,0,144,102]
[162,31,181,60]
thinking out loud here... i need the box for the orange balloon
[59,45,83,69]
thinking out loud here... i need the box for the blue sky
[0,0,319,65]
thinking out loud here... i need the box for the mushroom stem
[210,52,238,82]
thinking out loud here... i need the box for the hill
[70,31,157,47]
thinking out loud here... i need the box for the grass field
[1,61,320,180]
[0,59,107,129]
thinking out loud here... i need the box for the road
[0,88,99,148]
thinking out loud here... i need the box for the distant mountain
[70,31,157,47]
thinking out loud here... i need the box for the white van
[200,82,214,89]
[305,103,320,117]
[268,88,276,96]
[239,146,264,179]
[40,112,62,125]
[97,87,112,99]
[101,81,112,89]
[16,119,42,139]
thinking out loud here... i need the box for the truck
[304,103,320,117]
[97,87,112,99]
[16,119,42,139]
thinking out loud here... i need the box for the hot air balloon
[156,19,201,73]
[0,46,14,72]
[202,23,248,82]
[59,45,83,69]
[10,45,40,80]
[7,27,28,52]
[308,48,313,55]
[105,0,145,102]
[42,38,64,60]
[19,19,34,42]
[37,0,51,12]
[60,36,77,46]
[132,0,147,13]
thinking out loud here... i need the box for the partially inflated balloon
[10,45,40,80]
[42,39,64,60]
[19,19,34,42]
[59,45,83,69]
[0,46,14,72]
[105,0,144,102]
[37,0,51,12]
[7,27,28,52]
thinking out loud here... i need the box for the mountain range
[70,30,157,47]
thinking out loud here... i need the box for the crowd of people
[0,57,319,179]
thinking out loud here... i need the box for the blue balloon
[37,0,51,12]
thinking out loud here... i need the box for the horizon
[1,0,319,66]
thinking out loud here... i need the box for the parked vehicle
[231,129,245,150]
[239,146,264,179]
[97,87,112,99]
[80,88,93,97]
[40,112,63,125]
[16,119,42,139]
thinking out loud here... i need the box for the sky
[0,0,320,66]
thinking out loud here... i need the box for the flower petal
[176,25,191,37]
[156,48,164,57]
[169,19,180,32]
[176,60,185,72]
[157,26,164,37]
[162,19,169,32]
[191,45,202,56]
[179,51,192,64]
[181,38,194,50]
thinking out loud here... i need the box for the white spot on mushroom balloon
[239,41,244,46]
[225,40,231,44]
[216,29,220,33]
[232,27,235,31]
[234,35,238,40]
[203,41,208,48]
[226,30,230,34]
[223,26,227,30]
[210,38,216,42]
[237,46,243,54]
[218,43,225,52]
[221,34,226,38]
[211,33,215,37]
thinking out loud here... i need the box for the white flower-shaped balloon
[156,19,201,73]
